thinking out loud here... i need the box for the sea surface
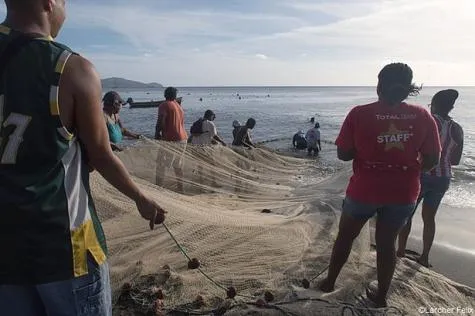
[115,86,475,255]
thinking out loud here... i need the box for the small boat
[126,97,182,109]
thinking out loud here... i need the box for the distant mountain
[101,77,163,89]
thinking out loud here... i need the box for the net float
[264,291,274,302]
[187,258,201,269]
[226,286,237,299]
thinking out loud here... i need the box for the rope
[162,223,254,299]
[160,222,406,316]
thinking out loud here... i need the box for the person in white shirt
[306,122,322,156]
[191,110,226,146]
[190,110,226,187]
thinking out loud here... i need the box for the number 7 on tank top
[0,95,32,164]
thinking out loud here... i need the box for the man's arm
[292,135,297,147]
[243,132,255,148]
[317,140,322,151]
[451,123,464,165]
[64,55,165,228]
[208,122,226,146]
[213,135,226,146]
[155,107,168,140]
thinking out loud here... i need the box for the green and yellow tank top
[0,26,107,285]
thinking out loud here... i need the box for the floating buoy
[264,291,274,302]
[188,258,201,269]
[226,286,237,299]
[302,278,310,289]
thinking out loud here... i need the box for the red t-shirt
[158,100,188,142]
[336,101,441,204]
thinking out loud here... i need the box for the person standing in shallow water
[0,0,166,315]
[318,63,441,307]
[397,89,464,267]
[306,122,321,156]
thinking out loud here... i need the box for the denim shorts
[342,196,416,229]
[419,173,451,209]
[0,255,112,316]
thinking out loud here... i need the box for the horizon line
[106,84,475,88]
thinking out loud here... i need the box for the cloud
[1,0,475,85]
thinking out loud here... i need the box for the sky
[1,0,475,86]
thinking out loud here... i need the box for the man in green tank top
[0,1,166,315]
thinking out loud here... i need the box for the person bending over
[293,130,308,150]
[191,110,226,146]
[232,118,256,149]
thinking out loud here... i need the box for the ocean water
[115,86,475,254]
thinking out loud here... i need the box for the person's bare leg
[319,213,368,292]
[419,203,438,267]
[397,218,412,257]
[369,218,401,307]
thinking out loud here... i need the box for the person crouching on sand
[397,89,464,268]
[103,91,142,151]
[319,63,441,307]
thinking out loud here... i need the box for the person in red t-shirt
[155,87,188,192]
[318,63,441,307]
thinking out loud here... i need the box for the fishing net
[90,139,473,316]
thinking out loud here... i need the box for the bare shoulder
[62,55,102,107]
[63,55,100,88]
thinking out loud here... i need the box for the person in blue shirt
[103,91,142,151]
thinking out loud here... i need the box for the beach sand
[92,140,474,315]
